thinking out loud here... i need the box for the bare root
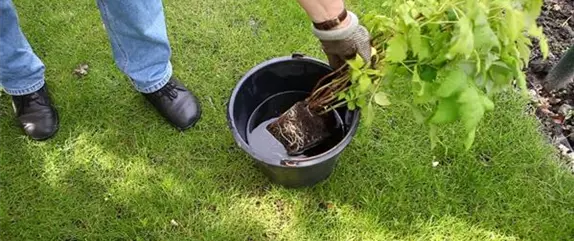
[276,107,305,151]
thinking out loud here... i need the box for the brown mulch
[526,0,574,171]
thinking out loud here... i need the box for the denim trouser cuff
[3,78,45,96]
[134,61,172,94]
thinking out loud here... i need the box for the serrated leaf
[539,35,549,60]
[457,87,485,137]
[385,33,408,63]
[364,102,375,126]
[337,92,346,101]
[406,24,430,61]
[447,16,474,59]
[409,26,423,59]
[420,65,437,82]
[505,9,524,42]
[481,95,494,111]
[411,65,422,93]
[473,15,499,51]
[430,97,459,124]
[350,68,362,82]
[348,101,356,110]
[418,38,431,61]
[398,3,416,26]
[516,72,527,94]
[414,82,437,104]
[436,68,467,98]
[374,92,391,106]
[488,61,513,89]
[357,96,367,109]
[358,74,372,93]
[364,69,384,76]
[464,128,477,150]
[348,54,365,70]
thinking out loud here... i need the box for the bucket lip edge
[226,54,361,168]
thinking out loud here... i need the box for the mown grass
[1,0,574,240]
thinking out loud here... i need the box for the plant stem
[308,74,349,102]
[310,63,348,94]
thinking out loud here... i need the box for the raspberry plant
[312,0,549,150]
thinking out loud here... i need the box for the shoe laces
[154,82,179,101]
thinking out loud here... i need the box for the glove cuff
[312,11,359,41]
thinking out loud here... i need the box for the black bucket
[226,54,361,188]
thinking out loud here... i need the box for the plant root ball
[267,101,332,155]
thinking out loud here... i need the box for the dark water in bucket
[246,91,345,164]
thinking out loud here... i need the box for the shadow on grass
[3,83,574,240]
[1,9,573,234]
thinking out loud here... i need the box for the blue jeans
[0,0,172,95]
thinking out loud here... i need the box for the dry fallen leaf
[73,63,89,78]
[552,115,566,124]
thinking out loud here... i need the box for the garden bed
[527,0,574,171]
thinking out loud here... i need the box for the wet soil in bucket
[246,91,345,164]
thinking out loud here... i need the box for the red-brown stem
[308,73,349,102]
[310,63,348,94]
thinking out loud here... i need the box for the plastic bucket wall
[226,54,361,188]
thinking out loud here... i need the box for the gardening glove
[312,11,372,69]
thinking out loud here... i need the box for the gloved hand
[312,11,372,69]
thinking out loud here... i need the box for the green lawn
[2,0,574,240]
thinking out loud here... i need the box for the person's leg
[0,0,58,140]
[0,0,45,95]
[96,0,200,130]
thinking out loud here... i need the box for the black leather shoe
[143,77,201,130]
[11,85,59,141]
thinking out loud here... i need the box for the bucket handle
[279,155,322,167]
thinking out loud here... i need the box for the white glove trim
[312,11,359,41]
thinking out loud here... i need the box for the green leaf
[398,3,416,26]
[505,9,524,42]
[488,61,513,90]
[364,102,375,127]
[385,33,408,63]
[364,69,384,76]
[350,68,362,82]
[473,14,499,51]
[412,66,436,104]
[411,65,422,94]
[457,87,485,150]
[419,65,438,82]
[464,128,477,151]
[436,68,467,98]
[429,97,459,124]
[337,92,346,101]
[357,96,367,109]
[407,24,431,61]
[409,26,430,61]
[348,101,356,110]
[358,74,372,93]
[529,25,549,59]
[419,38,431,61]
[347,54,365,70]
[374,92,391,106]
[447,16,474,59]
[481,95,494,111]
